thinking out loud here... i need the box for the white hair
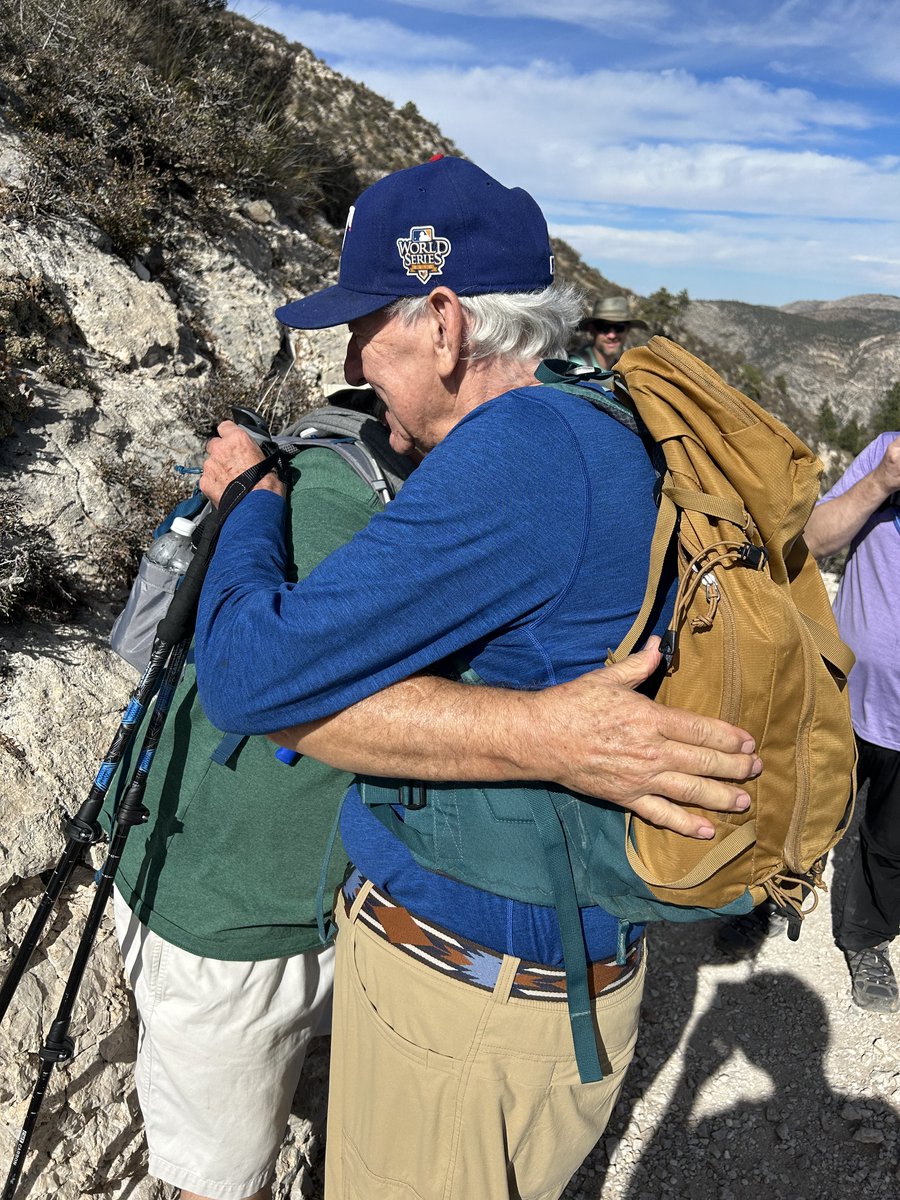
[388,281,583,364]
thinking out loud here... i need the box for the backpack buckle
[659,629,677,667]
[739,542,768,570]
[400,784,428,810]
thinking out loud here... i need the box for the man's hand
[872,433,900,494]
[200,420,285,507]
[527,637,761,839]
[270,636,761,840]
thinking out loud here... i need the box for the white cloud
[648,0,900,86]
[230,2,473,61]
[348,60,874,146]
[337,62,896,221]
[552,213,900,294]
[541,142,900,221]
[301,0,900,86]
[387,0,670,25]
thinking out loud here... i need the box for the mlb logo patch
[396,226,452,284]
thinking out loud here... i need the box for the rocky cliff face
[679,295,900,424]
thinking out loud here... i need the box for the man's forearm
[273,675,535,780]
[805,471,891,558]
[270,646,762,839]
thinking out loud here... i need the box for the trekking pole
[1,637,191,1200]
[0,639,171,1025]
[0,447,283,1200]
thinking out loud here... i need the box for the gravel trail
[563,799,900,1200]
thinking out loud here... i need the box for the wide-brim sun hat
[577,295,648,331]
[275,156,556,330]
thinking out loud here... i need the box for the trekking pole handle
[155,449,283,646]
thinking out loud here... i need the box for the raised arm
[805,434,900,558]
[270,638,761,841]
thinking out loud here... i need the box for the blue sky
[230,0,900,307]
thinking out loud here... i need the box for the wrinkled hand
[200,420,285,508]
[530,637,761,839]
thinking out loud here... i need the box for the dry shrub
[0,493,81,623]
[0,0,349,258]
[94,455,197,595]
[181,353,318,441]
[0,274,94,437]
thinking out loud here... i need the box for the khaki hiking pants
[325,881,646,1200]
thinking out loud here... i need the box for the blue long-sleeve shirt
[195,385,674,963]
[196,385,670,730]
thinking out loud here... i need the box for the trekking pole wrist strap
[217,449,285,524]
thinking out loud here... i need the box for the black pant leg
[835,735,900,952]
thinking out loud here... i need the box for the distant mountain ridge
[782,294,900,316]
[677,293,900,425]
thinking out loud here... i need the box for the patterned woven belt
[343,874,642,1002]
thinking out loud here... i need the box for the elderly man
[194,157,759,1200]
[571,294,649,372]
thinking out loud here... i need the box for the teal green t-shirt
[108,447,382,960]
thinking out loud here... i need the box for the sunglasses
[593,321,628,334]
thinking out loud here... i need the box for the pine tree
[818,398,839,443]
[869,381,900,438]
[837,415,865,455]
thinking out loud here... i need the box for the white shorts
[114,888,335,1200]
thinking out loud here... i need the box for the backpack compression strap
[456,659,607,1084]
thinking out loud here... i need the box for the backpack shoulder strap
[535,359,643,436]
[278,406,413,502]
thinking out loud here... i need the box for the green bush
[818,398,839,443]
[870,381,900,439]
[637,287,690,335]
[836,415,865,456]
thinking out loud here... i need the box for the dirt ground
[561,794,900,1200]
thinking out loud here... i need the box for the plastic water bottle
[145,516,196,574]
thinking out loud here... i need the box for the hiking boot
[713,901,790,959]
[845,943,900,1014]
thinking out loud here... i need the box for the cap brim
[275,284,398,330]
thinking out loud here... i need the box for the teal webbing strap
[315,792,346,945]
[210,732,247,767]
[535,359,641,435]
[527,791,603,1084]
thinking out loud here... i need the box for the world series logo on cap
[396,226,452,284]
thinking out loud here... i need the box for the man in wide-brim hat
[571,294,648,372]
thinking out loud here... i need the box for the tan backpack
[607,335,857,933]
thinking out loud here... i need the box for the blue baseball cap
[275,156,555,330]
